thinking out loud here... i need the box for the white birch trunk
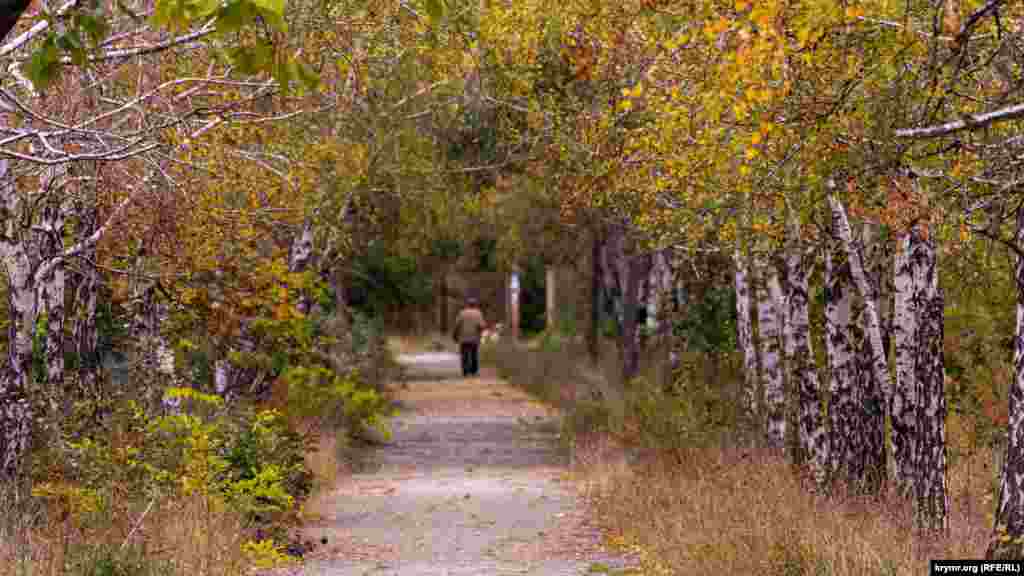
[785,236,828,486]
[289,219,315,315]
[735,247,760,422]
[0,157,34,478]
[756,254,786,448]
[826,236,858,486]
[988,208,1024,558]
[892,232,918,498]
[828,196,893,410]
[913,235,948,532]
[856,223,888,493]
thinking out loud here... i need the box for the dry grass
[489,337,998,575]
[0,492,253,576]
[0,417,350,576]
[573,437,992,575]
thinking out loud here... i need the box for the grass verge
[485,336,996,575]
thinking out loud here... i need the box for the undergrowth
[486,335,999,575]
[0,309,397,576]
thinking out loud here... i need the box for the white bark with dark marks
[756,254,786,449]
[892,232,918,498]
[828,196,892,411]
[855,224,888,493]
[826,235,858,487]
[784,234,828,486]
[0,156,33,478]
[289,219,315,315]
[912,234,948,532]
[988,207,1024,558]
[735,247,760,422]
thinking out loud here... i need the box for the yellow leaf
[750,132,762,145]
[745,147,759,160]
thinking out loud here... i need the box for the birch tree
[784,222,827,485]
[735,246,760,424]
[0,0,308,480]
[755,253,786,449]
[826,226,861,489]
[990,207,1024,558]
[853,223,888,493]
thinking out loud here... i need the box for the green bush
[33,386,317,563]
[282,364,395,439]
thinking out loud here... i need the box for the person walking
[453,296,487,377]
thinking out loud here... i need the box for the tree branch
[895,102,1024,139]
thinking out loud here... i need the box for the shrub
[14,385,317,575]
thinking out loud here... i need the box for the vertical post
[590,230,602,361]
[622,256,639,383]
[545,266,556,331]
[440,271,448,334]
[509,271,520,341]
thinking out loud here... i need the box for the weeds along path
[294,350,637,576]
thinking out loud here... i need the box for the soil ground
[291,351,638,576]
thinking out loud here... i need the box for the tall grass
[486,337,996,575]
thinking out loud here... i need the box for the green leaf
[248,0,287,31]
[77,12,111,47]
[425,0,444,23]
[296,60,319,92]
[192,0,220,18]
[24,36,61,90]
[215,0,254,33]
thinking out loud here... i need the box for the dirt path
[294,351,637,576]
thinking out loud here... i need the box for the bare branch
[894,102,1024,139]
[0,0,76,57]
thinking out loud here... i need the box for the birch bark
[856,224,888,493]
[912,234,948,532]
[0,157,33,478]
[785,236,828,486]
[756,254,786,449]
[988,207,1024,558]
[892,232,918,498]
[828,196,893,413]
[826,234,859,487]
[735,247,760,422]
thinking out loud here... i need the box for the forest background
[0,0,1023,573]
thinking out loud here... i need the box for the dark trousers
[460,342,480,377]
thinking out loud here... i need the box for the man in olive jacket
[453,297,487,377]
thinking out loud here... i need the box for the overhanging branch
[895,103,1024,139]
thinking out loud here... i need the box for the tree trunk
[894,230,949,531]
[988,208,1024,558]
[828,196,893,421]
[71,202,100,394]
[785,235,828,486]
[854,223,887,494]
[589,229,602,361]
[913,233,948,532]
[622,255,640,383]
[546,266,556,331]
[0,157,35,479]
[826,232,860,489]
[735,246,760,424]
[756,254,786,449]
[892,232,918,498]
[38,201,65,393]
[440,270,449,334]
[289,220,315,315]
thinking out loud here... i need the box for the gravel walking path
[292,351,638,576]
